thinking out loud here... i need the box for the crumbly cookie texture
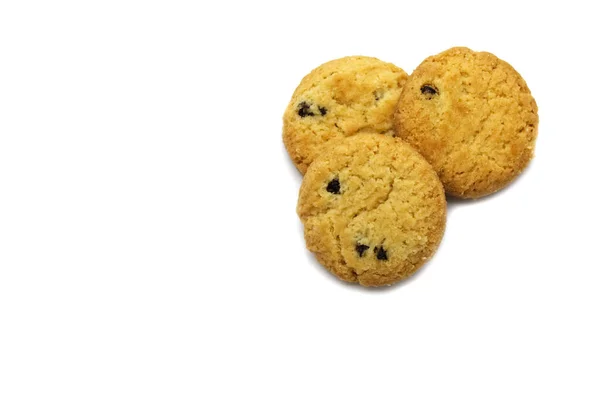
[297,134,446,287]
[394,47,538,198]
[283,56,408,174]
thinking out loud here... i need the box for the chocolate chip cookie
[297,134,446,287]
[283,56,408,174]
[394,47,538,198]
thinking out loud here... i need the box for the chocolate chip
[374,246,388,260]
[318,106,327,116]
[356,244,369,257]
[420,84,438,99]
[326,178,341,194]
[297,101,315,117]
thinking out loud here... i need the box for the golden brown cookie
[297,134,446,287]
[394,47,538,198]
[283,56,408,174]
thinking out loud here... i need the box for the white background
[1,1,599,398]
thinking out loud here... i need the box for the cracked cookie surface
[283,56,408,174]
[297,134,446,287]
[394,47,538,198]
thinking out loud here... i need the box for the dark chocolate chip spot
[374,246,388,261]
[326,177,341,194]
[318,106,327,116]
[356,244,369,257]
[420,84,438,99]
[297,101,315,117]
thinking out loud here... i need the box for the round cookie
[297,134,446,287]
[394,47,538,198]
[283,56,408,174]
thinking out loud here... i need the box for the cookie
[394,47,538,198]
[283,56,408,174]
[297,134,446,287]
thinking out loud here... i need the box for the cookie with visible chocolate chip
[297,134,446,287]
[283,56,408,174]
[394,47,539,198]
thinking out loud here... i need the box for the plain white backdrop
[1,1,599,397]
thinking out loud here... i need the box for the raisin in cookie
[283,56,408,174]
[394,47,538,198]
[297,134,446,287]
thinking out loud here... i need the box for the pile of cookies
[283,47,539,287]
